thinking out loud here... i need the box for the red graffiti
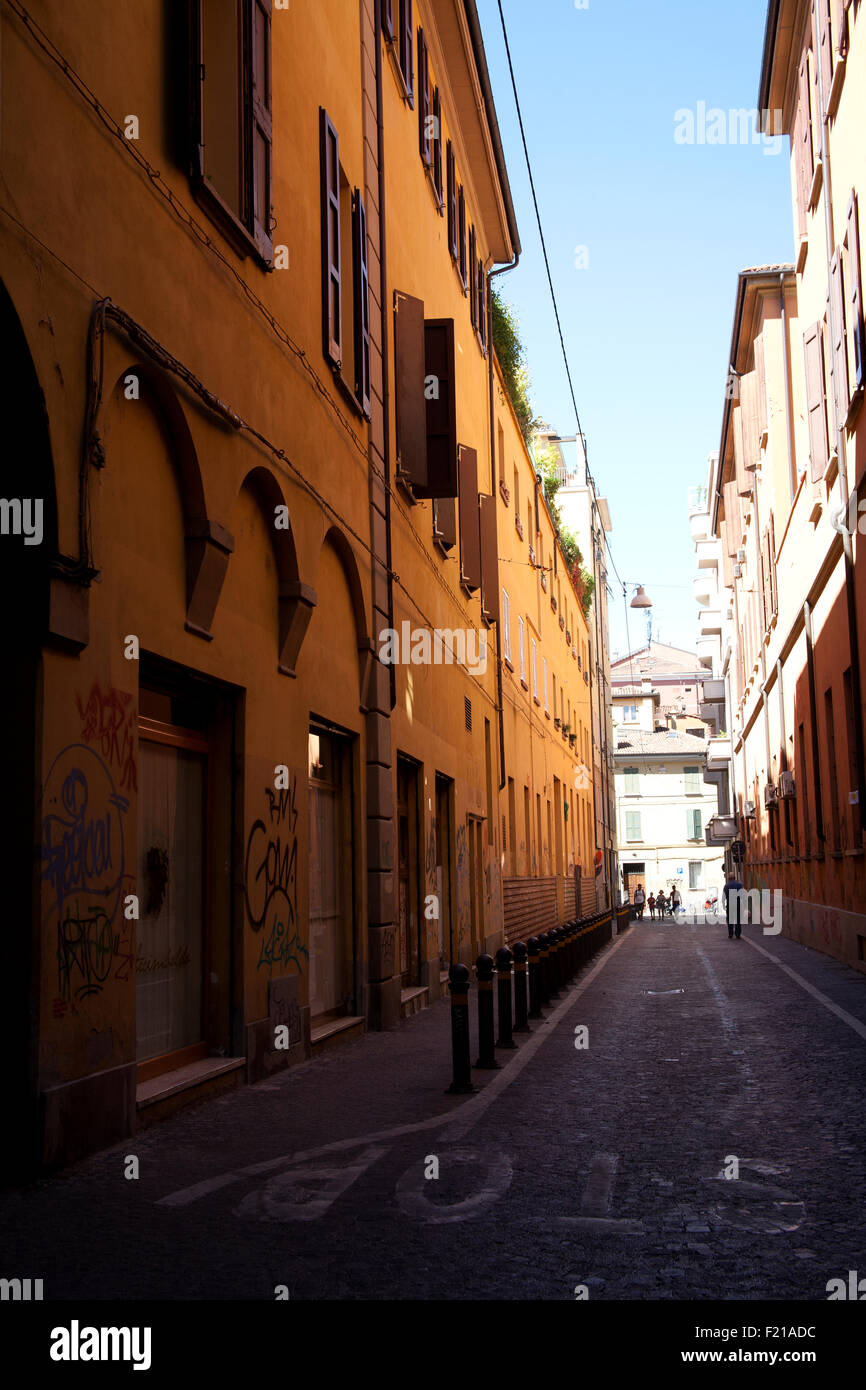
[76,682,137,792]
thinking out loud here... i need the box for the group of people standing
[632,885,680,920]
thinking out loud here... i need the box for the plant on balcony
[536,444,595,619]
[491,288,539,446]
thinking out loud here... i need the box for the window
[845,190,865,403]
[625,810,642,842]
[684,765,702,795]
[469,224,477,327]
[382,0,395,42]
[624,767,640,795]
[399,0,414,102]
[310,729,356,1015]
[622,704,638,723]
[447,143,458,259]
[417,29,431,167]
[191,0,273,261]
[687,808,703,840]
[688,861,702,890]
[803,320,829,481]
[431,88,443,209]
[457,186,467,290]
[319,111,371,416]
[476,256,487,354]
[531,637,539,700]
[518,615,526,684]
[502,589,511,662]
[543,657,549,713]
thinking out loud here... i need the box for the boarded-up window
[458,445,481,591]
[846,190,865,397]
[480,493,499,623]
[423,319,458,498]
[394,290,426,490]
[803,320,829,480]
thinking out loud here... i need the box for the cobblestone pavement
[3,914,866,1301]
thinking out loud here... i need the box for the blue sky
[476,0,793,656]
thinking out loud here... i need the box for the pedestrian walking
[656,890,667,919]
[723,873,745,939]
[633,884,646,920]
[648,892,656,921]
[670,886,681,916]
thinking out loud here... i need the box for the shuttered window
[803,321,829,480]
[733,406,750,496]
[740,371,759,470]
[458,445,481,591]
[625,810,642,842]
[479,493,499,624]
[755,335,768,440]
[353,193,371,417]
[447,143,458,259]
[684,766,702,795]
[431,88,443,210]
[846,191,865,398]
[502,589,511,661]
[530,637,539,699]
[382,0,394,41]
[518,615,526,682]
[687,808,703,840]
[433,496,456,550]
[829,250,848,422]
[543,657,549,713]
[477,257,487,355]
[424,319,458,497]
[418,29,431,166]
[320,109,341,367]
[768,510,777,617]
[469,225,477,327]
[624,768,639,795]
[458,187,467,290]
[191,0,273,262]
[818,0,833,116]
[394,290,427,491]
[399,0,414,103]
[797,49,814,226]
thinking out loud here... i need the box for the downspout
[375,0,396,712]
[488,254,519,793]
[803,600,825,845]
[813,1,866,824]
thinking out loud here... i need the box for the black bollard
[495,946,517,1048]
[549,927,562,997]
[527,935,542,1019]
[564,922,575,981]
[537,931,551,1006]
[474,953,499,1069]
[513,941,530,1032]
[446,963,475,1094]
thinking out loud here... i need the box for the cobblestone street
[4,915,866,1302]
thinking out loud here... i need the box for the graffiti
[56,906,114,1003]
[245,776,298,933]
[76,682,137,793]
[136,943,192,973]
[257,889,309,977]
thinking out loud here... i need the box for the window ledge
[503,655,514,671]
[330,363,368,421]
[520,676,529,690]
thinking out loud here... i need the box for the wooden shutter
[422,318,458,498]
[768,509,777,616]
[760,528,770,631]
[458,187,467,288]
[819,0,833,114]
[469,225,477,327]
[394,290,427,491]
[353,191,371,417]
[803,320,829,480]
[418,29,430,165]
[480,493,500,623]
[382,0,394,41]
[733,406,750,496]
[829,250,849,414]
[189,0,205,180]
[447,143,458,258]
[432,87,443,208]
[478,258,487,354]
[798,50,814,207]
[458,445,481,591]
[320,109,341,367]
[847,190,865,395]
[740,371,759,470]
[401,0,414,101]
[755,335,768,440]
[250,0,273,258]
[433,496,457,549]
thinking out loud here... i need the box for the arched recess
[235,465,316,674]
[318,524,374,704]
[0,278,58,1180]
[107,362,233,639]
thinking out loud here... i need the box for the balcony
[690,509,711,543]
[699,606,722,636]
[693,573,715,605]
[688,485,709,515]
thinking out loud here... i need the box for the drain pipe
[488,255,519,792]
[375,0,396,712]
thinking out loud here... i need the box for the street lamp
[629,585,653,643]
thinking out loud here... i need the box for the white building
[615,724,725,914]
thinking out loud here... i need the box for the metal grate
[464,696,472,732]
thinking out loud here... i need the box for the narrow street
[5,916,865,1303]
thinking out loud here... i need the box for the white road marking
[234,1146,388,1223]
[742,936,866,1042]
[394,1149,513,1224]
[580,1152,618,1216]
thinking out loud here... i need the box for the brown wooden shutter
[819,0,833,113]
[847,190,865,394]
[320,108,341,367]
[458,445,481,591]
[458,187,467,288]
[740,371,759,470]
[394,290,427,491]
[382,0,394,42]
[447,143,458,258]
[250,0,273,259]
[401,0,414,101]
[353,191,371,418]
[768,509,777,616]
[478,259,487,354]
[433,496,456,549]
[432,87,443,208]
[723,477,741,559]
[479,493,500,623]
[798,50,814,204]
[755,335,768,440]
[418,29,430,165]
[421,318,458,498]
[829,249,849,414]
[189,0,205,180]
[803,320,829,480]
[733,406,750,495]
[469,225,477,326]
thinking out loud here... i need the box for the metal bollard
[474,953,499,1070]
[562,922,574,983]
[549,927,562,996]
[512,941,530,1032]
[446,962,475,1094]
[538,931,552,1004]
[527,935,542,1019]
[496,946,517,1048]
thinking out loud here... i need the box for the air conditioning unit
[779,770,796,798]
[763,782,778,807]
[733,563,742,578]
[736,547,746,563]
